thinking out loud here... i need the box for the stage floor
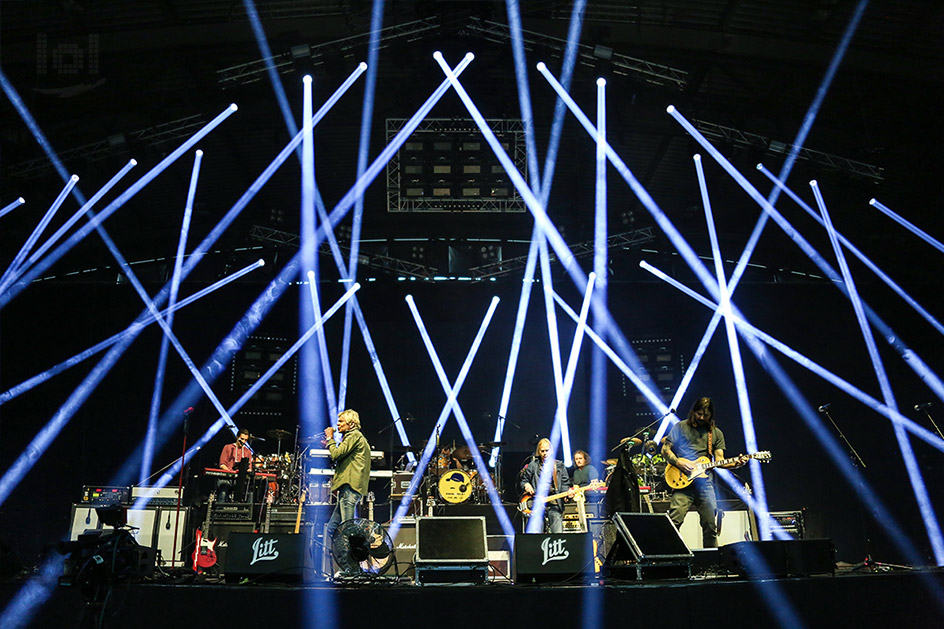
[3,566,942,628]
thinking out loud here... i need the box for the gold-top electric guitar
[665,451,771,489]
[518,479,605,514]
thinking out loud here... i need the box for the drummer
[449,444,476,472]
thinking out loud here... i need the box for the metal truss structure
[693,119,885,182]
[248,224,440,279]
[463,17,688,89]
[216,18,441,88]
[467,226,657,279]
[8,114,208,178]
[386,117,528,214]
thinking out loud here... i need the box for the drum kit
[429,441,502,504]
[248,428,302,505]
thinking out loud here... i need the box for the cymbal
[479,441,503,448]
[602,459,618,467]
[267,428,293,440]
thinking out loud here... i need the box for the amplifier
[80,485,130,505]
[212,502,254,521]
[131,486,181,506]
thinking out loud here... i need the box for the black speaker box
[383,523,417,579]
[414,516,488,585]
[223,531,314,583]
[212,522,313,572]
[513,532,592,584]
[720,539,835,577]
[605,512,693,580]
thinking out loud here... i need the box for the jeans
[667,478,719,548]
[326,485,362,546]
[545,507,564,534]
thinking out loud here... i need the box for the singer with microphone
[217,427,253,502]
[324,409,371,574]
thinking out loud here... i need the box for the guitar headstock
[753,451,772,462]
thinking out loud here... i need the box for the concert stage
[2,567,940,628]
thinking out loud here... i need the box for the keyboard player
[218,427,253,502]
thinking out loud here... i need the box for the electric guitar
[262,489,274,534]
[664,451,772,489]
[192,491,218,571]
[293,489,306,534]
[518,479,605,515]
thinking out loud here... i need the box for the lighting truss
[216,18,440,88]
[248,224,439,278]
[8,114,207,178]
[468,226,655,278]
[694,119,885,182]
[385,117,528,214]
[464,17,688,89]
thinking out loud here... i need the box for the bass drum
[438,470,473,504]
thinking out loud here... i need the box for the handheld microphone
[183,407,194,416]
[914,402,932,412]
[818,403,831,413]
[248,434,266,442]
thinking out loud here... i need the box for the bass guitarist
[662,397,747,548]
[519,438,574,533]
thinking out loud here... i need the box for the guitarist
[519,438,573,533]
[662,397,746,548]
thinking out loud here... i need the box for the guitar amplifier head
[81,486,130,505]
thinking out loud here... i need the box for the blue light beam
[695,154,772,539]
[140,149,203,485]
[812,180,944,564]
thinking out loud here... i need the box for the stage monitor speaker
[720,539,835,577]
[414,516,488,585]
[223,531,314,583]
[415,516,488,563]
[513,532,592,584]
[605,512,693,580]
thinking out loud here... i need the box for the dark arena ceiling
[1,0,944,571]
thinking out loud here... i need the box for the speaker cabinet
[383,523,417,580]
[720,539,835,577]
[223,530,315,583]
[513,532,592,584]
[414,516,488,585]
[605,512,693,580]
[70,504,190,568]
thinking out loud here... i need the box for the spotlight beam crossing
[141,149,203,484]
[390,296,515,541]
[696,154,771,538]
[812,181,944,564]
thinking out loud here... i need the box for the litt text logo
[37,34,99,75]
[250,537,280,565]
[540,537,570,566]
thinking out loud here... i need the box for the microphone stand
[819,405,895,571]
[918,407,943,441]
[821,407,866,468]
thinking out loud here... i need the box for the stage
[2,566,940,628]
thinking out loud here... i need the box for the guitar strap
[707,425,714,464]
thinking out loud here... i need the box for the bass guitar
[664,451,771,489]
[518,479,605,515]
[192,491,218,572]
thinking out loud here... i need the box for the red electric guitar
[192,491,218,572]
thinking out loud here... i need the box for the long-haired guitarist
[661,397,747,548]
[519,438,574,533]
